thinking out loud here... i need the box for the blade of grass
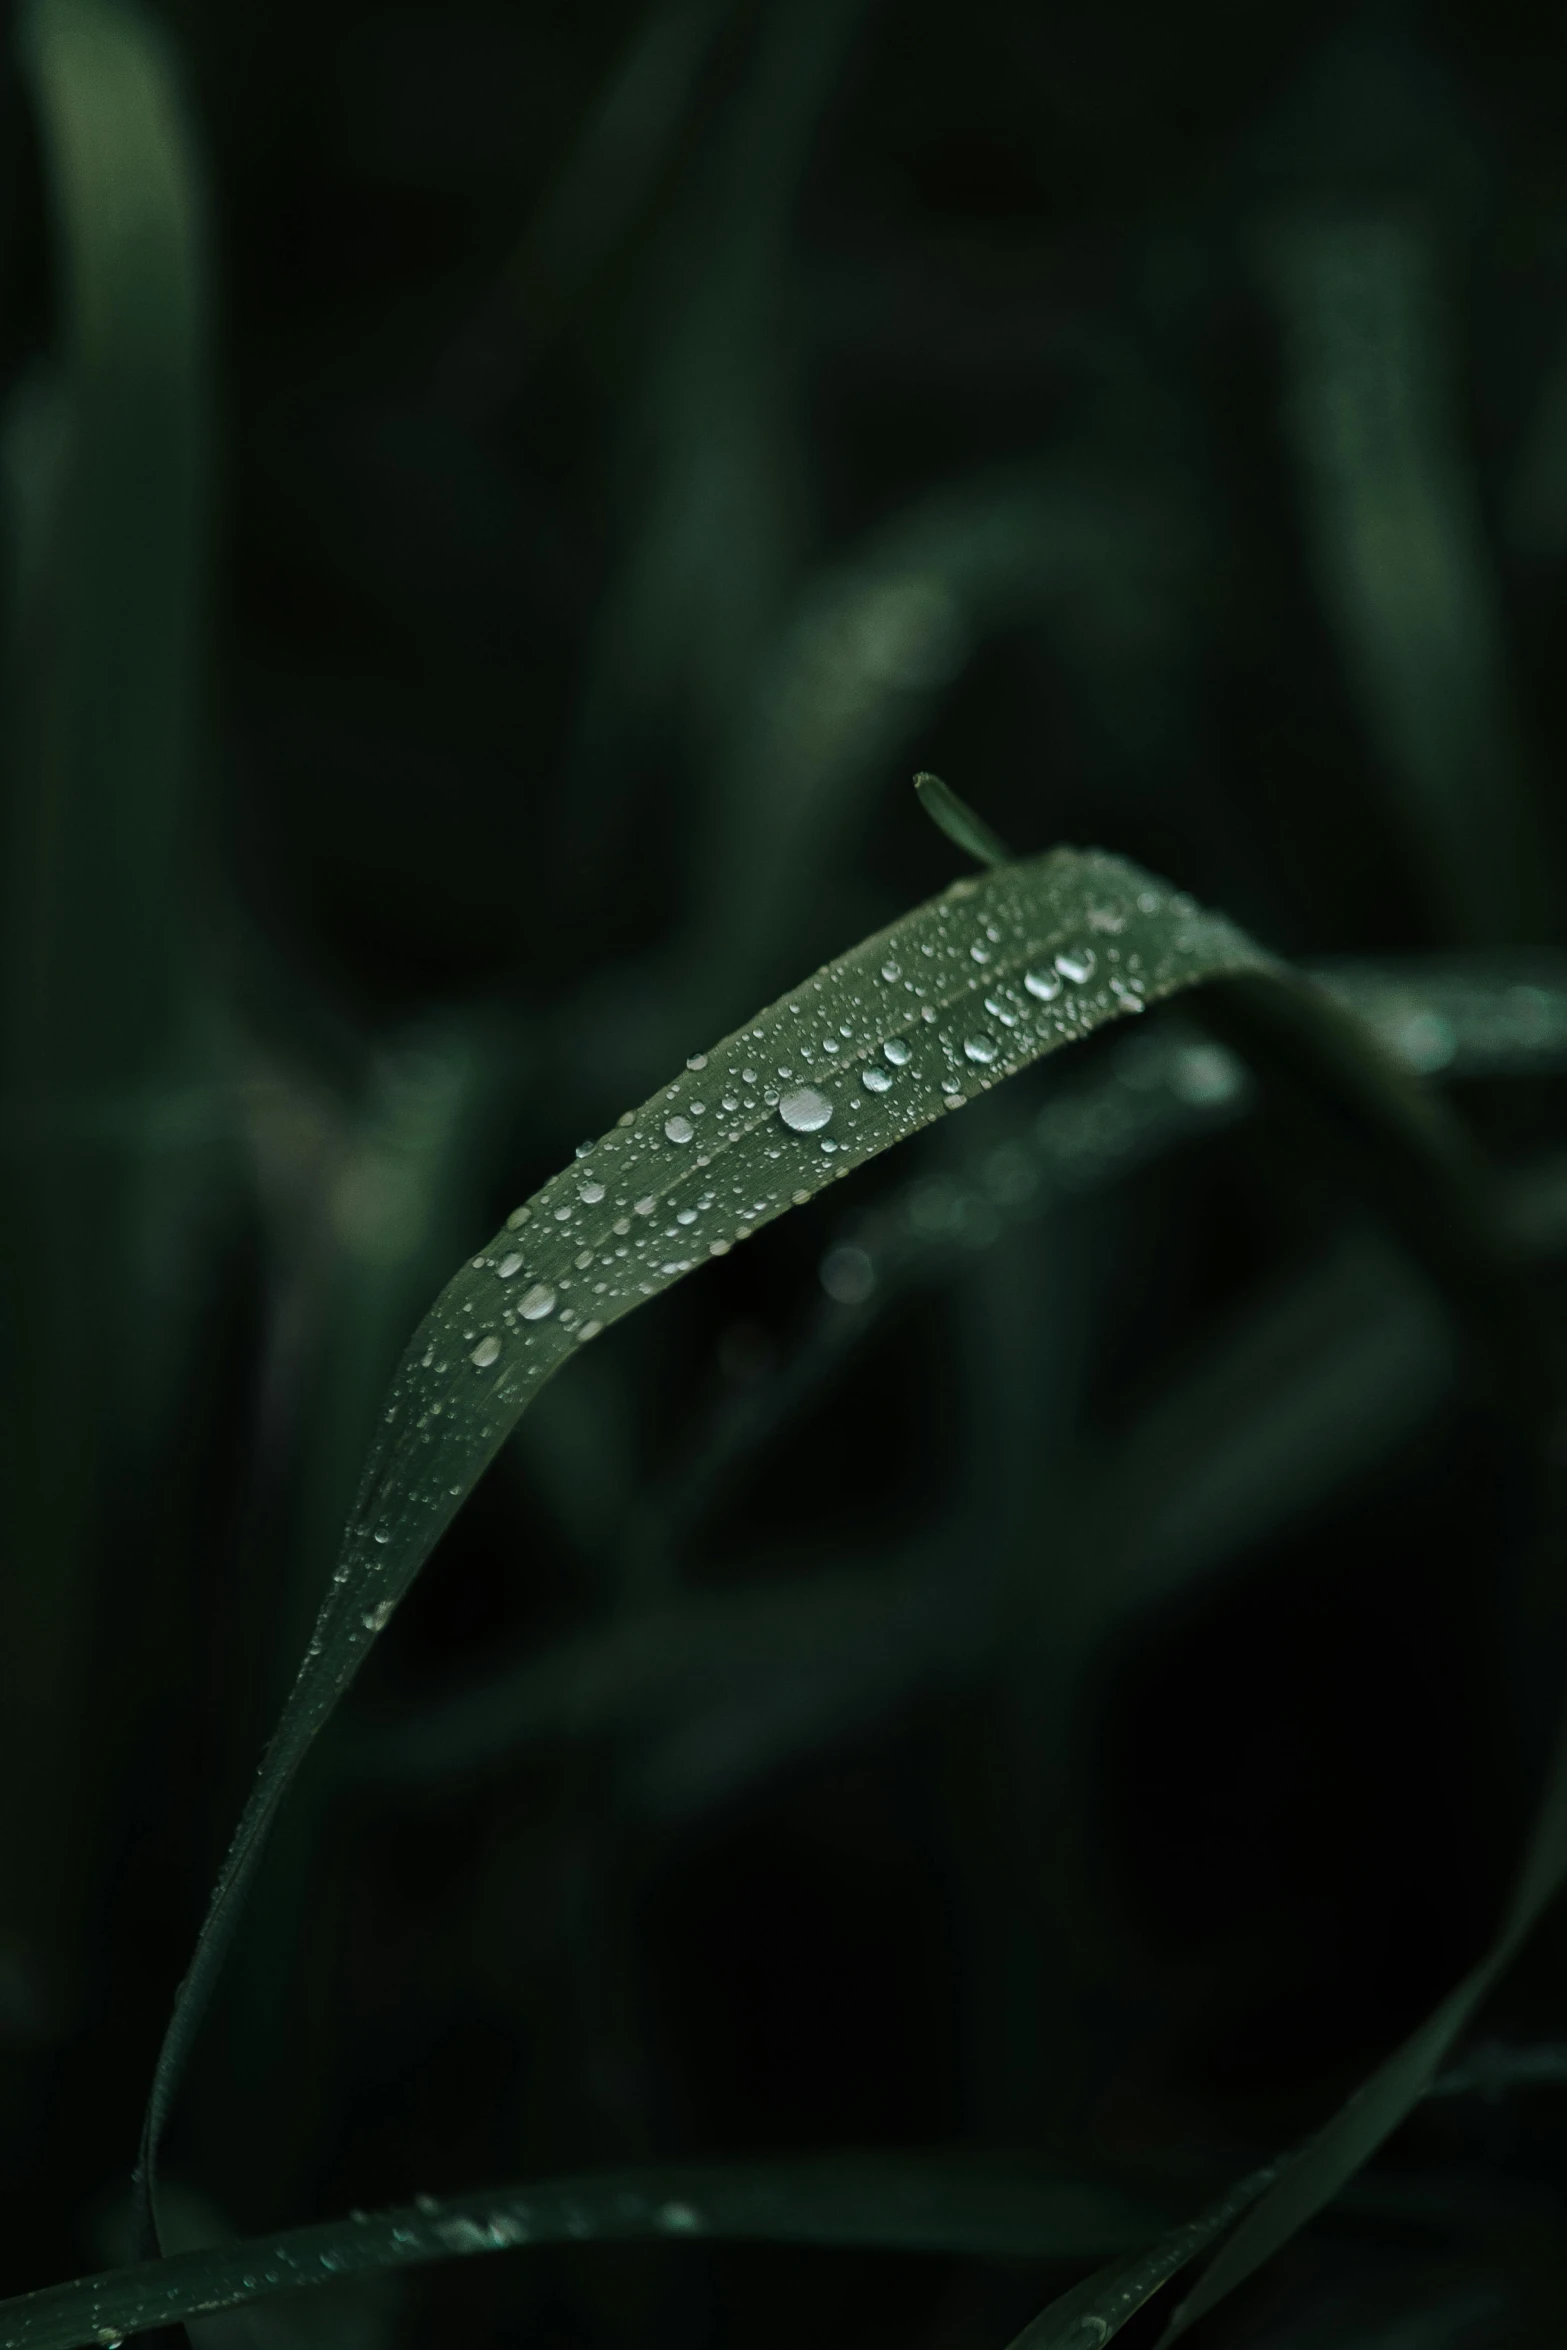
[996,1532,1567,2348]
[914,770,1012,867]
[1160,1699,1567,2339]
[2,2156,1175,2350]
[134,843,1534,2264]
[1264,213,1550,946]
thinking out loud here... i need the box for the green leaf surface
[133,843,1532,2283]
[134,846,1266,2236]
[0,2155,1174,2349]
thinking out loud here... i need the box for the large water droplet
[1024,966,1062,1001]
[664,1115,693,1144]
[884,1036,912,1066]
[686,1052,707,1071]
[880,959,901,982]
[1055,945,1096,984]
[519,1283,556,1321]
[506,1205,531,1229]
[470,1335,502,1368]
[779,1086,834,1133]
[963,1034,998,1065]
[862,1064,892,1092]
[497,1252,524,1279]
[578,1179,606,1205]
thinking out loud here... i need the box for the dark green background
[3,1,1567,2343]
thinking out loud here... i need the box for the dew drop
[884,1036,912,1066]
[1024,966,1062,1001]
[779,1085,834,1133]
[577,1320,603,1343]
[634,1195,656,1216]
[578,1179,606,1205]
[470,1335,502,1369]
[497,1252,524,1279]
[1055,945,1096,984]
[969,943,991,964]
[686,1052,707,1071]
[880,959,901,982]
[862,1064,893,1093]
[519,1284,556,1321]
[664,1115,694,1144]
[963,1034,998,1065]
[506,1205,531,1229]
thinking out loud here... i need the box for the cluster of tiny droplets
[332,851,1260,1623]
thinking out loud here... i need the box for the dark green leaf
[2,2156,1171,2350]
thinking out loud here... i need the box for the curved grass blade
[1160,1701,1567,2341]
[4,2156,1172,2350]
[1005,2163,1278,2350]
[135,845,1529,2253]
[914,770,1011,867]
[994,1623,1567,2347]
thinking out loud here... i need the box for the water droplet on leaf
[779,1086,834,1133]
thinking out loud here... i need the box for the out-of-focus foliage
[5,1,1567,2346]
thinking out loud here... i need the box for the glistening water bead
[778,1085,834,1133]
[664,1114,694,1144]
[470,1335,501,1369]
[964,1035,998,1065]
[1055,946,1096,984]
[884,1036,912,1065]
[519,1283,556,1321]
[1024,966,1062,1001]
[862,1064,893,1092]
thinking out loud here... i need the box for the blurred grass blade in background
[1,0,212,2074]
[914,769,1011,866]
[1264,214,1551,946]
